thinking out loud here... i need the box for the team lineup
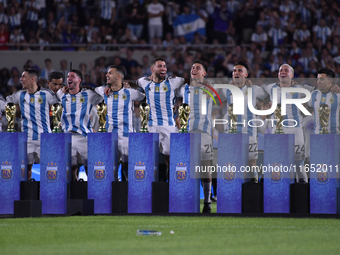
[1,58,339,213]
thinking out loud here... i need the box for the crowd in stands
[1,0,340,101]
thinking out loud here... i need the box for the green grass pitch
[1,213,340,255]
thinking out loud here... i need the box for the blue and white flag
[173,14,206,42]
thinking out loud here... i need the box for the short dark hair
[152,57,166,65]
[69,69,83,83]
[48,71,64,82]
[24,68,39,80]
[108,65,126,79]
[192,60,208,72]
[234,61,249,72]
[317,68,335,79]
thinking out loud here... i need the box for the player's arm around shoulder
[305,90,319,112]
[261,83,275,95]
[95,85,106,98]
[42,87,60,104]
[253,84,269,100]
[6,89,24,104]
[136,77,151,89]
[87,88,104,106]
[331,83,340,94]
[175,83,186,98]
[169,76,185,90]
[0,98,7,112]
[127,87,145,101]
[56,87,67,100]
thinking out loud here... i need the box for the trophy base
[52,126,63,133]
[98,128,107,133]
[228,130,238,134]
[140,129,149,133]
[179,128,188,133]
[6,128,15,133]
[274,130,284,134]
[320,130,329,135]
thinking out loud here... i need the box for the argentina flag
[173,14,206,42]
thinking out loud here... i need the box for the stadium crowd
[0,0,340,106]
[0,0,339,211]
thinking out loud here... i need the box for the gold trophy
[97,102,107,133]
[51,103,63,133]
[228,103,237,134]
[319,104,330,134]
[274,104,285,134]
[179,103,190,133]
[6,103,16,132]
[140,102,150,133]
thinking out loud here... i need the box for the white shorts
[302,115,314,159]
[148,125,178,155]
[199,132,213,161]
[27,139,40,164]
[71,133,88,166]
[190,131,214,161]
[249,136,258,160]
[118,135,128,162]
[283,127,305,161]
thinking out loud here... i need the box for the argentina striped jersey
[176,84,213,136]
[95,86,145,137]
[25,1,38,21]
[307,90,340,134]
[0,97,6,111]
[264,83,307,128]
[57,88,103,137]
[0,13,7,24]
[6,87,59,140]
[100,0,115,20]
[221,85,268,136]
[137,76,185,126]
[8,13,21,28]
[0,98,6,132]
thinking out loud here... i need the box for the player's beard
[68,81,78,92]
[155,72,165,81]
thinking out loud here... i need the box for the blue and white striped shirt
[268,28,287,46]
[6,87,59,140]
[221,85,268,137]
[298,5,311,25]
[313,25,332,44]
[57,88,103,137]
[8,13,21,28]
[251,32,268,43]
[95,85,145,137]
[137,76,185,127]
[293,29,311,42]
[100,0,116,20]
[0,13,8,24]
[25,1,39,21]
[176,84,213,136]
[263,83,305,128]
[0,98,6,132]
[307,90,340,134]
[226,0,239,16]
